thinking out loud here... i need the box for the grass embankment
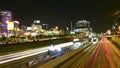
[0,38,72,55]
[111,36,120,50]
[112,37,120,45]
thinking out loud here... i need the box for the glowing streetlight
[106,29,111,35]
[33,26,37,31]
[118,26,120,30]
[112,25,116,35]
[55,26,58,30]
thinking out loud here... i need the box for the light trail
[39,37,120,68]
[103,38,115,68]
[82,37,116,68]
[91,42,101,68]
[0,42,73,64]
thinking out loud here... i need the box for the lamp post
[112,25,116,35]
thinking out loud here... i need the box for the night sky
[0,0,120,32]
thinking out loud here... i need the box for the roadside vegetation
[112,36,120,45]
[111,36,120,50]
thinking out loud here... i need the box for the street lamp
[118,26,120,30]
[112,25,116,35]
[55,26,58,30]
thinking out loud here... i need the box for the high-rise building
[1,10,12,34]
[74,20,91,36]
[31,20,42,32]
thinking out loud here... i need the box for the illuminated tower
[1,10,12,34]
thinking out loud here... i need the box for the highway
[1,37,120,68]
[83,37,120,68]
[0,42,74,65]
[52,37,120,68]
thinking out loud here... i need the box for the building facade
[31,20,42,32]
[1,10,12,35]
[74,20,90,37]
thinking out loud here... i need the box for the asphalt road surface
[58,37,120,68]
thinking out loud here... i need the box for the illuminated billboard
[6,21,14,30]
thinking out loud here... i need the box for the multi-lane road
[0,42,74,67]
[82,37,120,68]
[1,37,120,68]
[55,37,120,68]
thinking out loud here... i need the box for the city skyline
[0,0,120,32]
